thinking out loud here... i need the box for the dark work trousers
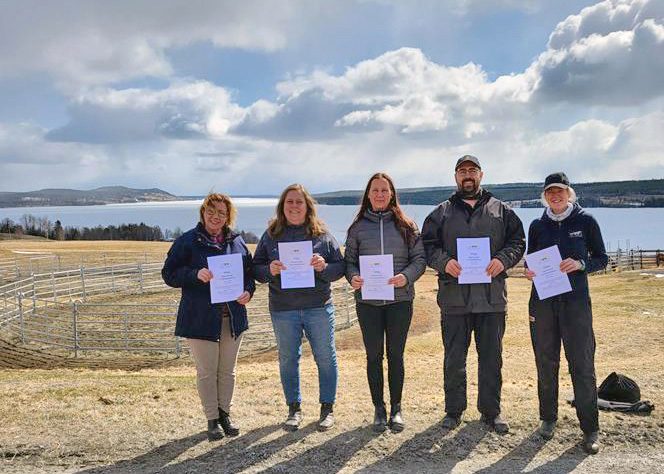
[530,296,599,434]
[356,301,413,408]
[441,312,505,417]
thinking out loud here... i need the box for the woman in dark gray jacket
[253,184,345,432]
[345,172,426,432]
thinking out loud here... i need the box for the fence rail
[0,259,357,357]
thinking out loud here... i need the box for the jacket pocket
[437,280,465,308]
[489,276,507,305]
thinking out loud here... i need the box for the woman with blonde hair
[525,172,608,454]
[162,193,255,441]
[345,172,426,432]
[253,184,345,431]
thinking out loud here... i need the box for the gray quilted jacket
[345,209,426,306]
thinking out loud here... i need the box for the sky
[1,0,663,195]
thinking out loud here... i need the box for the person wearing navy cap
[525,172,608,454]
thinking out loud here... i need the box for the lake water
[1,199,663,251]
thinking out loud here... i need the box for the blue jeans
[271,304,338,404]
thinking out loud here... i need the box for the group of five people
[162,155,607,454]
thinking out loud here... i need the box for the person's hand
[350,275,364,290]
[197,268,213,283]
[486,258,505,278]
[236,291,251,305]
[388,273,408,288]
[270,260,287,276]
[524,268,536,281]
[445,259,462,278]
[560,258,582,274]
[311,253,328,272]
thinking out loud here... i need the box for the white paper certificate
[359,254,395,301]
[207,254,244,303]
[278,241,315,289]
[525,245,573,300]
[457,237,491,284]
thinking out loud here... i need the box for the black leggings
[356,301,413,408]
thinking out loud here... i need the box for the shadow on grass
[154,422,321,473]
[357,420,488,473]
[260,425,381,473]
[77,423,281,473]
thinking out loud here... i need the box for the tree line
[0,215,259,243]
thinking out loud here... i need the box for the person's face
[203,201,228,236]
[283,190,307,226]
[544,186,570,214]
[368,178,393,211]
[455,163,483,195]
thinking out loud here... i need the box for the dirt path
[2,272,663,473]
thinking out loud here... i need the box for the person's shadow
[260,425,380,473]
[473,430,589,474]
[77,423,281,473]
[358,420,488,473]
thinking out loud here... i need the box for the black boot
[373,404,387,433]
[285,402,303,431]
[207,419,224,441]
[219,409,240,437]
[318,402,335,431]
[389,403,404,433]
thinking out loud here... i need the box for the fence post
[80,266,87,301]
[138,263,144,293]
[73,301,79,357]
[111,264,116,293]
[124,310,129,350]
[18,293,25,344]
[14,257,19,279]
[52,270,57,301]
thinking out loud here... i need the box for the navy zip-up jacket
[252,225,345,312]
[527,203,608,300]
[162,223,255,341]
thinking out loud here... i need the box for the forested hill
[0,186,177,208]
[314,179,664,208]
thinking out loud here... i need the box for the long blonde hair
[267,184,327,238]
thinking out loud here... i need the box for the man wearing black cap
[421,155,526,433]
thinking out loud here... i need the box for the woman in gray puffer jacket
[345,172,426,433]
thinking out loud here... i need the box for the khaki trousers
[188,317,243,420]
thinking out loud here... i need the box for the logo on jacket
[569,231,583,238]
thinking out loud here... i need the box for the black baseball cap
[543,172,570,190]
[455,155,481,170]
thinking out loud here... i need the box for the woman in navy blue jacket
[525,172,608,454]
[162,193,255,441]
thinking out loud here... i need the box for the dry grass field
[1,240,663,473]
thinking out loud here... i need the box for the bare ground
[1,271,664,473]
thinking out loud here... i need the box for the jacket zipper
[380,213,386,305]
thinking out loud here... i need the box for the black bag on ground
[598,372,641,404]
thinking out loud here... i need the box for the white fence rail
[0,262,357,357]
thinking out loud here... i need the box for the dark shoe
[318,402,334,431]
[207,419,224,441]
[373,404,388,433]
[539,420,556,440]
[441,413,462,430]
[284,402,303,431]
[583,431,600,454]
[389,404,404,433]
[481,414,510,434]
[218,409,240,437]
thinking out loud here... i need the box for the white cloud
[0,0,306,89]
[530,0,664,104]
[46,81,244,143]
